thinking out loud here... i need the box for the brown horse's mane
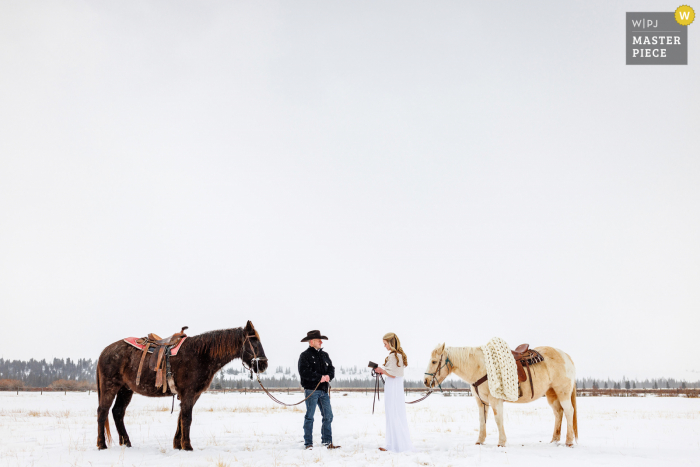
[186,327,245,360]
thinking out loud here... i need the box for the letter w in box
[626,12,687,65]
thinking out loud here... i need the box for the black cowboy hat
[301,330,328,342]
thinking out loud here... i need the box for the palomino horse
[424,343,577,447]
[96,321,267,450]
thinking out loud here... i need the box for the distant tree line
[2,358,697,390]
[210,372,471,389]
[0,358,96,387]
[576,377,699,390]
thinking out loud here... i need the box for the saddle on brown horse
[135,326,188,394]
[473,343,545,400]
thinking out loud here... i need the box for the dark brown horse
[96,321,267,450]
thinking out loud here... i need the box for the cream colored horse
[424,343,578,447]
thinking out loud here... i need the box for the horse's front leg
[474,395,488,444]
[179,397,196,451]
[489,397,506,447]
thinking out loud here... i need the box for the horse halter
[424,352,453,393]
[240,333,266,379]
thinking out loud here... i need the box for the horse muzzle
[251,357,268,373]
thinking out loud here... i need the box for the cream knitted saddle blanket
[480,337,519,402]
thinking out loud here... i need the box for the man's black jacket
[298,347,335,392]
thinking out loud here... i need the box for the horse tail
[571,382,578,441]
[105,418,113,445]
[96,369,113,445]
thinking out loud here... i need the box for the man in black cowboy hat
[298,330,339,450]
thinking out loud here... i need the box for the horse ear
[437,343,445,354]
[245,320,255,332]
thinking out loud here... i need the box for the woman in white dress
[374,332,414,453]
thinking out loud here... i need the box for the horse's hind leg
[546,388,563,442]
[112,386,134,447]
[557,388,576,447]
[173,411,183,449]
[97,381,119,450]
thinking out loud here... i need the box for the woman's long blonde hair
[383,332,408,367]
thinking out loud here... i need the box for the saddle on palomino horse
[134,326,188,394]
[473,343,545,400]
[510,344,544,398]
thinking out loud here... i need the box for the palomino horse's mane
[187,327,247,359]
[444,345,479,369]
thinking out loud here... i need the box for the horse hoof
[566,443,574,448]
[97,445,108,450]
[498,444,505,448]
[183,445,194,451]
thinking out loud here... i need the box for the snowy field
[1,391,698,467]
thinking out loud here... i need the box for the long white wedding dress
[382,354,414,453]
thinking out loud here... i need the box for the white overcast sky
[1,1,698,380]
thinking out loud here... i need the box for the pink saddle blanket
[123,336,187,355]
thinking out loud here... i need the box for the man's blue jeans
[303,389,333,446]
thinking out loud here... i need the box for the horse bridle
[424,352,453,393]
[428,351,489,421]
[240,333,267,378]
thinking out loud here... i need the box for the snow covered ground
[0,391,698,466]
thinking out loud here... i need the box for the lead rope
[410,352,452,405]
[256,375,328,406]
[405,390,434,404]
[369,366,434,411]
[371,368,385,414]
[252,351,330,406]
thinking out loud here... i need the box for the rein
[241,334,329,407]
[400,351,455,406]
[369,364,436,413]
[405,390,434,404]
[371,368,385,414]
[257,376,328,407]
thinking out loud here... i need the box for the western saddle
[135,326,188,394]
[510,344,544,398]
[473,343,545,401]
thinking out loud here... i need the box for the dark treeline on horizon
[0,358,96,387]
[576,376,699,390]
[1,358,698,389]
